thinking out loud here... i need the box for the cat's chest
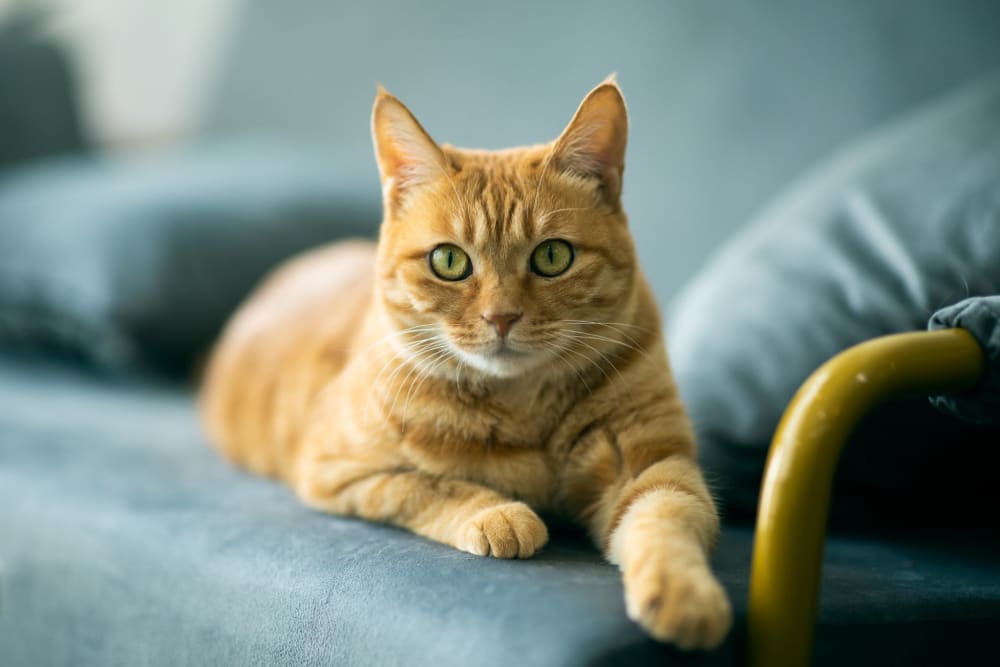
[398,387,571,507]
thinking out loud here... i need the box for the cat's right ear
[371,87,450,212]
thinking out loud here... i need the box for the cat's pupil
[447,251,454,268]
[547,244,554,263]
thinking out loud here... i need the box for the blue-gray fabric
[0,14,86,170]
[928,296,1000,424]
[2,357,1000,667]
[668,74,1000,523]
[0,143,379,373]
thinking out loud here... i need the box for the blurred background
[3,0,1000,356]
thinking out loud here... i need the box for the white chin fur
[455,348,541,379]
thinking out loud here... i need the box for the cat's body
[201,79,732,649]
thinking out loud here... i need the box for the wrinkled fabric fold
[929,296,1000,424]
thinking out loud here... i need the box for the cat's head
[372,78,640,380]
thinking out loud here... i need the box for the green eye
[530,239,574,277]
[429,244,472,281]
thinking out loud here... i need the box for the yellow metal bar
[747,329,984,667]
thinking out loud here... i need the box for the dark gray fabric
[206,0,1000,302]
[2,358,1000,666]
[0,143,379,373]
[0,357,732,667]
[0,13,87,170]
[668,74,1000,524]
[928,295,1000,424]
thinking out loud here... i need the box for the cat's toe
[457,502,548,559]
[625,564,732,650]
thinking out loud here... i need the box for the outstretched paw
[457,502,549,559]
[624,562,732,650]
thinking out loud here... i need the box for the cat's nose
[482,311,523,338]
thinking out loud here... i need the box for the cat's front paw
[457,502,548,559]
[624,563,732,650]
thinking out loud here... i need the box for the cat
[200,77,732,650]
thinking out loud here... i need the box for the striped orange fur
[200,78,732,649]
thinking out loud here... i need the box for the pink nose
[482,311,522,338]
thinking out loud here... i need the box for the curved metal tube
[748,329,985,667]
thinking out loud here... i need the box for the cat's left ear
[371,86,451,212]
[550,75,629,201]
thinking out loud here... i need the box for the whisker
[530,148,557,223]
[349,326,442,375]
[362,332,435,373]
[557,329,658,366]
[536,206,591,226]
[558,319,655,355]
[370,336,442,389]
[551,332,626,408]
[560,319,655,334]
[366,335,432,395]
[549,336,608,390]
[368,335,445,408]
[401,348,453,433]
[428,154,468,221]
[365,336,444,421]
[337,324,439,357]
[387,342,451,426]
[542,340,593,397]
[555,331,628,387]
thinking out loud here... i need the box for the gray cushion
[0,14,86,170]
[0,356,735,667]
[3,357,1000,666]
[0,143,379,373]
[667,74,1000,524]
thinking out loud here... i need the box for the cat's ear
[550,75,628,200]
[371,86,450,210]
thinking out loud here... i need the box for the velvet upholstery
[2,357,999,666]
[0,14,86,170]
[668,74,1000,526]
[0,144,379,373]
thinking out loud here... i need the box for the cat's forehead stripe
[457,168,535,248]
[478,170,528,245]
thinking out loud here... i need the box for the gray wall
[204,0,1000,305]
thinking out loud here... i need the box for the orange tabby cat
[200,77,732,649]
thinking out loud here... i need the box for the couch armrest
[748,329,985,667]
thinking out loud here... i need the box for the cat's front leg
[294,454,548,558]
[559,434,731,649]
[608,459,731,649]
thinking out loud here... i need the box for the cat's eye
[530,239,574,277]
[429,244,473,281]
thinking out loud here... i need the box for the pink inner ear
[553,86,627,187]
[374,98,447,195]
[558,123,618,178]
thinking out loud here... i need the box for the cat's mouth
[490,340,523,356]
[451,338,542,378]
[488,347,530,366]
[458,336,528,356]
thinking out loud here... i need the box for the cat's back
[200,240,377,479]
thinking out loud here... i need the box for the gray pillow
[0,143,380,373]
[667,73,1000,527]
